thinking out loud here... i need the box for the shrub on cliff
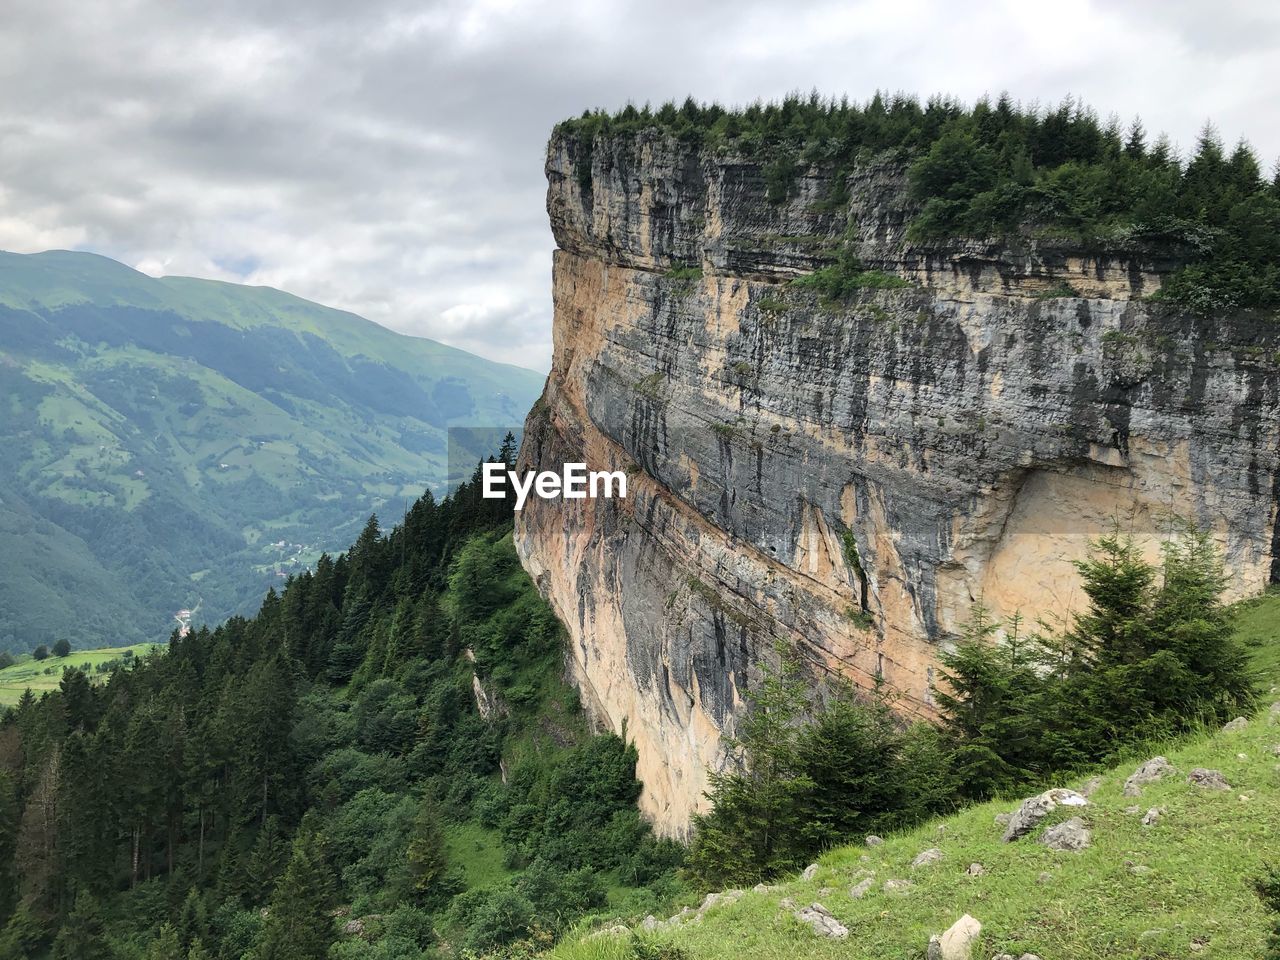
[556,93,1280,312]
[686,660,955,888]
[937,527,1256,798]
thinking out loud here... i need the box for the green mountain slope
[0,249,544,650]
[555,591,1280,960]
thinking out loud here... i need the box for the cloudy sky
[1,0,1278,370]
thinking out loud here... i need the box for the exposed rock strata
[516,128,1280,836]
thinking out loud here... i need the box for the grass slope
[0,642,159,705]
[557,592,1280,960]
[0,249,545,650]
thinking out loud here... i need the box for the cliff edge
[515,127,1280,836]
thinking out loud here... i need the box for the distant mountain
[0,250,544,650]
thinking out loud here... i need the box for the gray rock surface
[850,876,875,898]
[1187,768,1231,790]
[1124,757,1175,796]
[927,914,982,960]
[794,903,848,939]
[1040,817,1092,851]
[801,863,820,880]
[1222,716,1249,732]
[1002,788,1089,842]
[518,127,1280,836]
[912,847,944,868]
[1141,806,1165,826]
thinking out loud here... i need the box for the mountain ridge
[0,249,545,650]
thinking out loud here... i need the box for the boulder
[1040,816,1091,851]
[965,862,986,876]
[1123,756,1175,796]
[801,863,820,880]
[993,812,1012,827]
[850,876,875,898]
[865,835,885,847]
[752,882,778,893]
[912,847,944,868]
[926,914,982,960]
[1222,716,1248,732]
[1269,700,1280,723]
[1035,871,1052,885]
[1187,768,1231,790]
[794,902,848,939]
[1080,775,1103,797]
[641,915,662,931]
[883,878,913,894]
[1141,806,1165,826]
[1002,788,1089,841]
[696,889,742,914]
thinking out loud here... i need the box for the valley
[0,250,544,651]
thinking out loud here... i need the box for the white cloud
[0,0,1277,373]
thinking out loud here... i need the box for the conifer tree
[405,799,460,910]
[247,819,335,960]
[50,890,111,960]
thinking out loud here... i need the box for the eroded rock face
[515,128,1280,836]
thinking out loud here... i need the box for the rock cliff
[514,129,1280,836]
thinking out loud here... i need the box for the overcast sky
[1,0,1278,371]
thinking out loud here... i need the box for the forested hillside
[0,451,680,960]
[0,250,544,652]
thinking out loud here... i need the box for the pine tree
[247,819,336,960]
[686,655,813,886]
[934,604,1044,798]
[144,923,181,960]
[50,890,112,960]
[405,799,460,910]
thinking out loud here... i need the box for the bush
[32,645,49,662]
[51,639,71,658]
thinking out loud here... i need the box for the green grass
[444,821,516,891]
[551,592,1280,960]
[1236,586,1280,688]
[0,642,159,705]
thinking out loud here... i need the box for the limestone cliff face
[515,129,1280,836]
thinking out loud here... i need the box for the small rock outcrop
[927,914,983,960]
[912,847,944,868]
[1040,817,1091,851]
[850,876,875,898]
[1187,768,1231,790]
[1123,757,1175,796]
[1222,716,1249,732]
[801,863,820,880]
[794,903,848,939]
[884,879,914,894]
[1141,806,1165,826]
[965,862,986,876]
[865,835,885,847]
[1002,788,1089,842]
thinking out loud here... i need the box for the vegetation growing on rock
[556,92,1280,312]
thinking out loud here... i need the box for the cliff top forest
[555,92,1280,312]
